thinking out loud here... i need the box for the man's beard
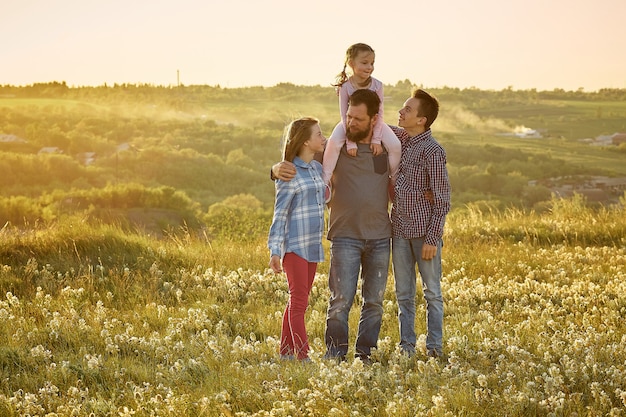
[346,125,371,143]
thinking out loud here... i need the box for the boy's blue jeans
[392,237,444,354]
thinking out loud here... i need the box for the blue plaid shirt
[268,157,325,262]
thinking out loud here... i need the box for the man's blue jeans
[324,237,390,359]
[392,237,443,354]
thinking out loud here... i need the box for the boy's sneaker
[322,352,346,362]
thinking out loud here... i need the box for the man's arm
[271,161,296,181]
[270,152,323,181]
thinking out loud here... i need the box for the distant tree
[523,185,552,208]
[226,149,255,169]
[205,194,269,240]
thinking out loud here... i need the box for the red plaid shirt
[390,126,451,245]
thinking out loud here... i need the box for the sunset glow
[2,0,625,91]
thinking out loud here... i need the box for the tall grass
[0,196,625,415]
[448,192,626,247]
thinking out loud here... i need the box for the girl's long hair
[282,117,319,162]
[332,43,375,88]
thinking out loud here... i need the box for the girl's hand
[347,148,357,157]
[269,255,282,273]
[370,143,383,156]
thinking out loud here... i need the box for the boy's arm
[425,149,451,247]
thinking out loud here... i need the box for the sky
[2,0,626,91]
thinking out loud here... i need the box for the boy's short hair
[413,89,439,129]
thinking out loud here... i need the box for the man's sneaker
[427,349,443,359]
[355,353,372,365]
[400,343,416,357]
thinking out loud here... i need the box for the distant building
[497,126,543,138]
[0,134,27,143]
[612,133,626,145]
[116,142,140,152]
[586,132,626,146]
[77,152,97,165]
[513,127,542,138]
[578,189,610,203]
[544,175,626,205]
[38,147,63,154]
[593,177,626,192]
[116,143,131,152]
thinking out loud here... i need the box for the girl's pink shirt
[338,76,385,143]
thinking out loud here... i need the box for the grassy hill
[0,83,625,415]
[0,196,625,415]
[2,85,624,216]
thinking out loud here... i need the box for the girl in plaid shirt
[268,117,327,361]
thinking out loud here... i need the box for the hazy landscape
[1,82,625,415]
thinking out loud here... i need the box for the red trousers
[280,252,317,360]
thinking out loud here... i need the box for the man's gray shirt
[327,142,391,240]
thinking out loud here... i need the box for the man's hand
[347,148,357,157]
[370,143,383,156]
[422,244,437,260]
[272,161,296,181]
[269,255,282,273]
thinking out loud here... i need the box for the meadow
[1,195,625,416]
[1,83,626,415]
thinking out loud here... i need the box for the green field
[0,83,625,415]
[1,197,625,415]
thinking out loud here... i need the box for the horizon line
[2,80,625,93]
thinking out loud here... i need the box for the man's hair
[348,89,380,118]
[413,89,439,129]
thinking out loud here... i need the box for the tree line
[1,82,624,236]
